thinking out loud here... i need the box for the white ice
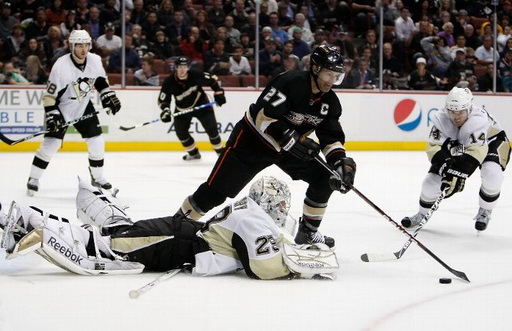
[0,151,511,331]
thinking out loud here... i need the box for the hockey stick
[0,109,106,146]
[313,154,470,282]
[129,268,182,299]
[118,101,218,131]
[361,187,448,262]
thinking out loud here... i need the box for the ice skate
[474,208,492,231]
[26,177,39,197]
[401,212,425,228]
[183,152,201,161]
[89,167,113,190]
[294,218,335,248]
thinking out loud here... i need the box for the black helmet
[175,56,191,66]
[310,45,344,74]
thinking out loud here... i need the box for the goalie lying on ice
[0,177,338,280]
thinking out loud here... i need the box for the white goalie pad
[7,219,144,275]
[76,178,132,232]
[282,243,339,278]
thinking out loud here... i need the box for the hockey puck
[439,278,452,284]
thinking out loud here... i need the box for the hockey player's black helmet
[310,45,345,84]
[175,56,191,66]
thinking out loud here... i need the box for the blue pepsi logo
[394,99,422,131]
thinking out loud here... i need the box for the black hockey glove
[441,168,467,198]
[214,91,226,106]
[45,109,64,132]
[160,108,172,123]
[278,129,320,161]
[100,90,121,115]
[328,157,356,193]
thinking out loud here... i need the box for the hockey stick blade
[119,118,160,131]
[361,188,448,262]
[0,110,102,146]
[313,155,470,283]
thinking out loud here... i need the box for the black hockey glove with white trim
[440,155,479,198]
[160,108,172,123]
[45,109,64,132]
[278,129,320,161]
[100,90,121,115]
[214,90,226,106]
[328,157,356,193]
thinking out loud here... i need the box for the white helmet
[68,29,91,53]
[249,176,291,227]
[445,87,473,112]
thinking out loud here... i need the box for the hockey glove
[441,168,467,198]
[160,108,172,123]
[328,157,356,193]
[279,129,320,161]
[100,90,121,115]
[214,91,226,106]
[45,109,64,132]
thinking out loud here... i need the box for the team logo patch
[394,99,422,131]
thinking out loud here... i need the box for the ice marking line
[363,278,512,331]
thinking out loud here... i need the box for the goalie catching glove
[45,109,64,132]
[328,157,356,193]
[160,108,172,123]
[278,129,320,161]
[100,90,121,115]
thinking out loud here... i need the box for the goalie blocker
[1,178,338,279]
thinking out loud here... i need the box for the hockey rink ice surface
[1,151,511,331]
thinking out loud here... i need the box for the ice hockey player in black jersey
[175,45,356,248]
[158,56,227,160]
[26,30,122,196]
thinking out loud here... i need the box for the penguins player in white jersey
[402,87,510,231]
[26,30,122,196]
[0,177,338,280]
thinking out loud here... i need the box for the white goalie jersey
[44,53,107,121]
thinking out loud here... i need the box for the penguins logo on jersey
[71,77,95,101]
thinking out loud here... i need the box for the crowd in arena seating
[0,0,510,91]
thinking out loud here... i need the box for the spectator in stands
[194,9,216,43]
[108,34,141,73]
[271,53,300,78]
[24,55,48,84]
[0,37,14,62]
[258,1,271,27]
[269,11,288,46]
[240,12,257,43]
[97,22,122,60]
[463,24,482,51]
[25,7,50,41]
[498,46,512,77]
[433,10,451,32]
[0,61,29,84]
[382,42,405,78]
[312,28,328,47]
[157,0,174,28]
[18,37,47,68]
[203,38,230,75]
[297,3,317,32]
[290,27,310,60]
[375,0,400,26]
[407,57,446,90]
[480,14,503,37]
[279,0,297,19]
[281,40,294,58]
[60,10,81,39]
[420,35,452,77]
[438,22,455,47]
[445,48,475,89]
[332,31,356,62]
[229,43,251,76]
[130,24,151,58]
[179,26,206,63]
[131,0,146,25]
[410,19,435,63]
[12,0,41,22]
[500,38,512,59]
[229,0,249,30]
[394,6,415,63]
[358,45,378,73]
[346,58,377,89]
[141,11,162,44]
[0,2,16,40]
[75,0,89,24]
[351,0,376,37]
[224,15,241,46]
[502,69,512,92]
[450,35,470,59]
[48,39,68,69]
[478,63,503,92]
[317,0,346,32]
[182,0,197,26]
[165,10,189,52]
[287,13,313,45]
[475,35,500,66]
[134,54,160,86]
[357,29,379,60]
[44,0,66,26]
[214,26,234,53]
[207,0,226,29]
[239,32,254,60]
[258,38,282,76]
[87,6,102,41]
[497,26,512,53]
[42,26,64,66]
[100,0,121,23]
[259,26,275,49]
[4,24,25,60]
[276,2,293,30]
[114,8,134,36]
[300,53,310,71]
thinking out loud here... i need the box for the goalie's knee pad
[282,242,339,279]
[76,178,132,234]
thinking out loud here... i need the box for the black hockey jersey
[158,68,223,112]
[247,70,346,160]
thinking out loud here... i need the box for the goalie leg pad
[282,242,339,279]
[76,178,132,233]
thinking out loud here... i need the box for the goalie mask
[249,176,291,227]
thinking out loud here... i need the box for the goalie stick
[313,154,470,283]
[0,109,107,146]
[128,268,183,299]
[361,187,448,262]
[119,101,218,131]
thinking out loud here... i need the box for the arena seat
[241,75,269,88]
[218,75,241,87]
